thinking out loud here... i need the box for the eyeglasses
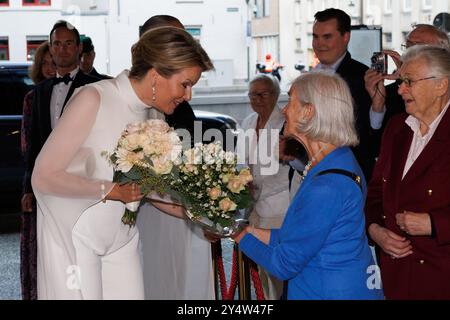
[395,76,437,88]
[248,91,273,99]
[400,41,428,50]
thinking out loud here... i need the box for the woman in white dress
[31,27,213,299]
[136,14,215,300]
[237,74,290,299]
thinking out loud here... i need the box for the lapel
[335,52,352,77]
[401,108,450,185]
[389,122,413,197]
[61,70,83,114]
[40,78,55,138]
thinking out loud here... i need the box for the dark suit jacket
[372,82,406,159]
[23,70,99,194]
[166,100,197,142]
[89,68,113,80]
[336,52,374,181]
[365,110,450,299]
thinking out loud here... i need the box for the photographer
[365,24,449,158]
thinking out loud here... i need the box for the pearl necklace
[301,144,328,180]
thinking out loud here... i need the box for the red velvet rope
[216,241,239,300]
[249,260,266,300]
[215,241,266,300]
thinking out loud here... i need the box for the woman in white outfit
[31,27,213,299]
[237,74,290,299]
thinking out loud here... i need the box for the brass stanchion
[236,242,252,300]
[211,241,221,300]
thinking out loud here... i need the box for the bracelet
[101,182,106,203]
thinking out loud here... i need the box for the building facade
[249,0,450,86]
[0,0,249,87]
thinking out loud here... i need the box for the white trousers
[72,231,144,300]
[71,202,144,300]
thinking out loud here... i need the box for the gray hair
[291,72,358,147]
[402,45,450,80]
[411,24,450,48]
[249,74,281,99]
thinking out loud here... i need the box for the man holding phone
[365,24,449,157]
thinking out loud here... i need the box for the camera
[371,52,388,74]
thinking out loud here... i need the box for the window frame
[0,37,9,61]
[22,0,51,6]
[403,0,412,12]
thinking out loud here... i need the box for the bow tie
[53,74,73,85]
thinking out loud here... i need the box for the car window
[0,69,34,115]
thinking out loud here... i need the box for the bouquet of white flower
[168,141,255,236]
[106,120,255,234]
[105,119,182,226]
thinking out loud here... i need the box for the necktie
[53,74,73,85]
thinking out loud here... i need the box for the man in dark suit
[80,36,112,80]
[140,15,197,140]
[312,8,373,181]
[286,8,373,195]
[22,20,100,208]
[364,24,450,160]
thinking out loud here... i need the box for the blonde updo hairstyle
[130,26,213,80]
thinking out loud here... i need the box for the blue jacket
[240,147,383,300]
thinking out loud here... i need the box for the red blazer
[366,109,450,300]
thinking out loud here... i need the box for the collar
[303,147,350,180]
[116,70,151,113]
[405,99,450,139]
[56,67,79,79]
[316,51,347,73]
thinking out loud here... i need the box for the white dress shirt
[402,100,450,179]
[313,52,347,74]
[50,67,79,129]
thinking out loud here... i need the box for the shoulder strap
[317,169,363,193]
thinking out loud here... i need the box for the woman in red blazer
[366,45,450,299]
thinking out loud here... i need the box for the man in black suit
[22,20,100,208]
[364,24,450,159]
[80,36,112,80]
[312,8,373,181]
[140,15,197,140]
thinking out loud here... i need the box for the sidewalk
[0,232,240,300]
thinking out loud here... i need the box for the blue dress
[239,147,383,300]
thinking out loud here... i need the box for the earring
[152,84,156,102]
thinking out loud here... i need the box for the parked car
[193,109,239,151]
[0,63,33,213]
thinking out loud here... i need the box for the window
[254,0,269,18]
[263,0,269,17]
[383,32,392,44]
[186,27,201,42]
[422,0,432,10]
[0,0,9,6]
[0,37,8,60]
[22,0,51,5]
[403,0,412,11]
[26,36,47,61]
[384,0,392,13]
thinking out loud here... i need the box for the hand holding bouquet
[104,119,182,226]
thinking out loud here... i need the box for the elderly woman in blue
[234,72,383,300]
